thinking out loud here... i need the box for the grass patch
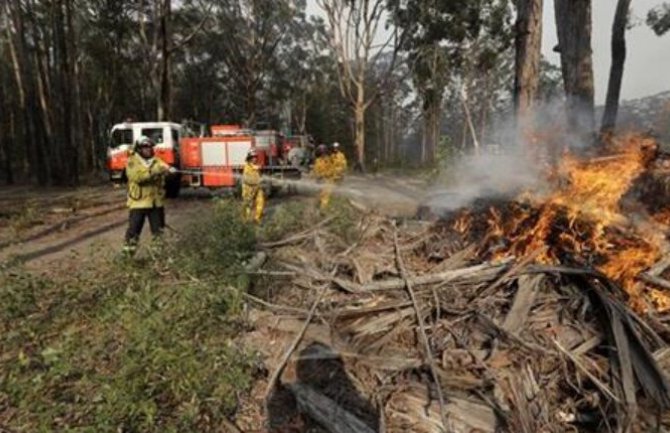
[259,196,360,245]
[0,199,257,432]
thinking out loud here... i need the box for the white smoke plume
[421,99,581,214]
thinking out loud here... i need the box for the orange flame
[477,134,670,312]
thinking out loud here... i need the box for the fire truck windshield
[141,128,164,144]
[110,128,133,148]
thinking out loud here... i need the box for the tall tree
[513,0,543,126]
[601,0,632,134]
[317,0,402,170]
[209,0,300,126]
[554,0,595,139]
[389,0,512,161]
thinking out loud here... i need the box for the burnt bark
[601,0,632,134]
[554,0,595,140]
[514,0,543,128]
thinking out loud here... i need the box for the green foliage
[0,208,256,432]
[389,0,515,165]
[173,199,256,278]
[538,58,563,102]
[259,199,319,242]
[259,196,359,244]
[324,197,361,245]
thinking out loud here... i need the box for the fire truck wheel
[165,174,181,198]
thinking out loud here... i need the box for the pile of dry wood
[241,210,670,433]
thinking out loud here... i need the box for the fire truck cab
[106,121,183,197]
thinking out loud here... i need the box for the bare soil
[0,175,426,275]
[0,185,214,274]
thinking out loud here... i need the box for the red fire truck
[106,121,300,196]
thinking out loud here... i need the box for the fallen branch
[243,292,310,316]
[647,254,670,277]
[359,261,511,292]
[289,383,377,433]
[478,247,546,297]
[264,284,329,401]
[260,216,334,249]
[553,339,621,403]
[640,272,670,291]
[393,223,448,431]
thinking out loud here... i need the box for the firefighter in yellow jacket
[313,144,335,209]
[330,142,347,182]
[123,136,175,255]
[242,149,265,223]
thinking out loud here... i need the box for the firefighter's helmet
[316,144,328,157]
[332,142,340,149]
[136,135,155,149]
[246,148,259,162]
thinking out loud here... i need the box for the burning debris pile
[240,134,670,433]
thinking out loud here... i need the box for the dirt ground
[0,174,426,275]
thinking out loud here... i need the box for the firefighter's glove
[168,167,178,174]
[150,163,168,177]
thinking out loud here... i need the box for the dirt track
[0,175,426,274]
[0,185,214,273]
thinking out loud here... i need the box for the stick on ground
[393,223,449,432]
[264,284,328,402]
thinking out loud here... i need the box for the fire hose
[170,168,362,197]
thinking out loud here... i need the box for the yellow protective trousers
[319,182,334,209]
[242,185,265,223]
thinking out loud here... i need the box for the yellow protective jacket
[126,152,169,209]
[313,155,333,181]
[242,162,262,189]
[330,151,347,181]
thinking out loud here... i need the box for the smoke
[422,98,587,214]
[423,146,546,213]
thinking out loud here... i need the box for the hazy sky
[306,1,670,104]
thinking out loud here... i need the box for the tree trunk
[52,0,76,185]
[5,0,48,184]
[0,32,14,184]
[298,94,308,135]
[157,0,171,121]
[514,0,543,129]
[246,85,257,127]
[601,0,632,134]
[421,113,428,165]
[354,85,366,171]
[66,0,83,179]
[554,0,595,140]
[5,112,15,184]
[428,104,440,164]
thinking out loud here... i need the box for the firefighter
[313,144,334,209]
[123,136,176,255]
[242,149,265,223]
[330,142,347,182]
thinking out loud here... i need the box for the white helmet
[137,135,155,148]
[332,142,340,149]
[246,148,259,161]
